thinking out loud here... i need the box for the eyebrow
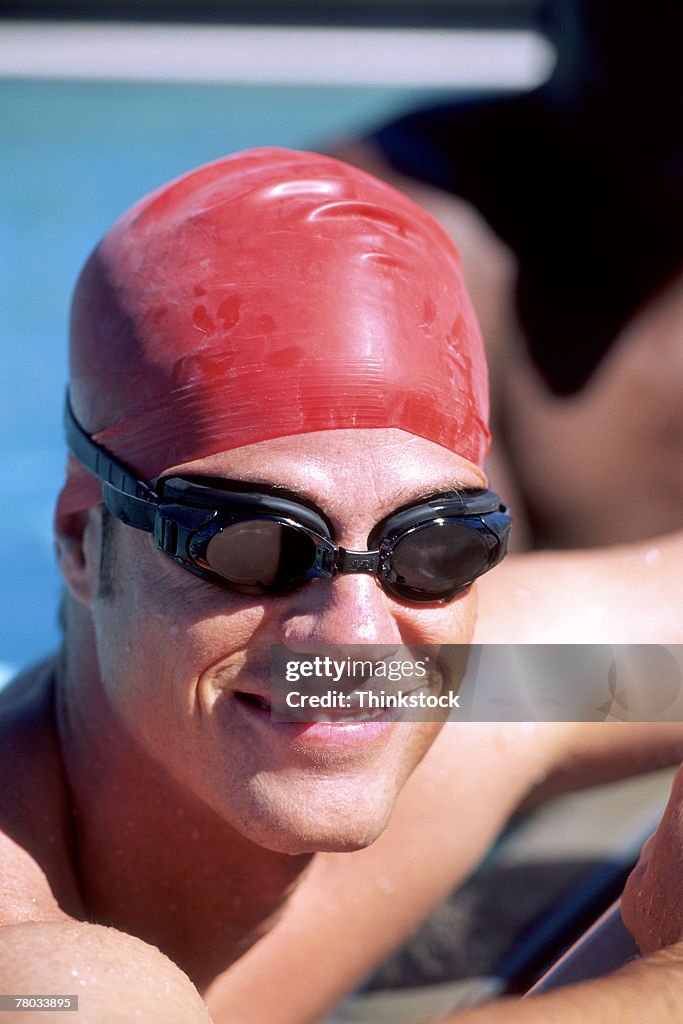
[404,483,481,504]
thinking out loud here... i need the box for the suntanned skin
[2,428,683,1024]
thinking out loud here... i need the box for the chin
[253,819,389,857]
[283,814,390,856]
[229,774,398,855]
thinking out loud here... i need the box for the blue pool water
[0,76,443,680]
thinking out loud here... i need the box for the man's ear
[55,506,101,607]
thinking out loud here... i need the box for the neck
[55,610,312,989]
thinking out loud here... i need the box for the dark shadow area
[363,854,634,995]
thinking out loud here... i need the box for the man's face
[87,428,485,854]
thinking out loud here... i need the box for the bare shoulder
[0,667,210,1022]
[0,659,82,923]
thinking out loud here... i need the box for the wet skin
[60,429,485,852]
[7,425,679,1024]
[8,425,682,1020]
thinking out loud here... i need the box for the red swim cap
[59,148,489,514]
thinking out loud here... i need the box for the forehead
[158,428,487,515]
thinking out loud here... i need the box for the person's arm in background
[622,762,683,956]
[475,529,683,645]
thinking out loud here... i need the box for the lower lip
[232,695,395,749]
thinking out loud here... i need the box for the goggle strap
[64,392,158,503]
[102,482,158,532]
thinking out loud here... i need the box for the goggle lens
[389,521,493,600]
[205,520,318,588]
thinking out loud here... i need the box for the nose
[278,572,404,650]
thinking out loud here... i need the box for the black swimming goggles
[65,397,511,604]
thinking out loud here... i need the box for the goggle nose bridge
[334,548,382,576]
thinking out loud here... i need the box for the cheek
[91,531,267,720]
[395,721,445,780]
[395,588,478,645]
